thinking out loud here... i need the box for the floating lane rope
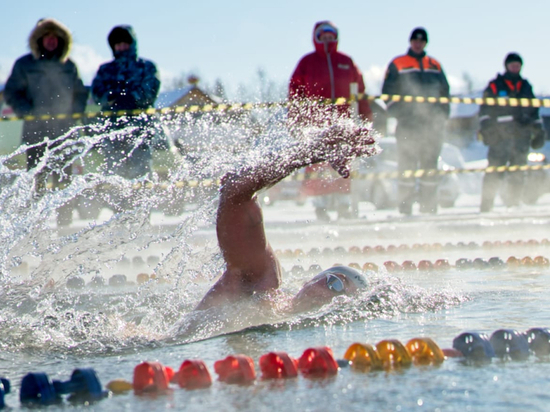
[3,326,549,408]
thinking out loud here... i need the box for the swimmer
[195,124,377,311]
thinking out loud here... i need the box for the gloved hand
[479,117,498,146]
[515,112,534,125]
[478,130,498,146]
[531,124,546,149]
[479,116,496,131]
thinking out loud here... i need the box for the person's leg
[505,135,531,206]
[26,143,48,194]
[481,139,510,212]
[417,124,444,214]
[52,166,74,226]
[396,125,418,215]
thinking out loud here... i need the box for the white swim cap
[315,266,368,289]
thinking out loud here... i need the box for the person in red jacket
[288,21,372,221]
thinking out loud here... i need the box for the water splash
[0,104,462,355]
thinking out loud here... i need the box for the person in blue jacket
[92,25,161,179]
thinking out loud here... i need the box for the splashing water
[0,105,466,355]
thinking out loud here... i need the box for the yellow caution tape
[2,93,547,123]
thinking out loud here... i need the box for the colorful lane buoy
[489,329,530,361]
[525,327,550,357]
[405,337,445,365]
[133,362,174,394]
[172,360,212,389]
[52,368,107,401]
[343,343,382,371]
[106,379,133,394]
[214,355,256,384]
[298,347,338,377]
[375,340,412,368]
[452,332,495,361]
[20,372,59,405]
[0,378,10,409]
[259,352,298,379]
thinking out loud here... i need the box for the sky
[1,0,550,99]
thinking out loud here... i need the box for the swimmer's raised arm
[195,125,377,311]
[219,125,377,204]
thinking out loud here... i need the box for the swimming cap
[316,266,368,289]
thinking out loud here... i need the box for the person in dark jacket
[478,53,545,212]
[91,25,160,179]
[288,21,373,221]
[382,27,450,215]
[4,18,89,226]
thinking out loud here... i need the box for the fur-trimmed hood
[29,18,72,62]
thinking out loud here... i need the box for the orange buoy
[376,340,412,368]
[401,260,417,271]
[417,260,433,271]
[343,343,382,371]
[405,337,445,365]
[434,259,451,270]
[521,256,534,267]
[506,256,520,267]
[383,261,401,273]
[363,262,378,272]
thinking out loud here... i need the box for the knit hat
[504,52,523,67]
[108,26,134,50]
[410,27,428,42]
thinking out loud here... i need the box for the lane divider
[5,327,547,407]
[54,254,550,292]
[275,238,550,260]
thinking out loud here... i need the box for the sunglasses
[326,273,345,293]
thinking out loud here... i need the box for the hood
[29,18,72,62]
[313,21,338,55]
[108,25,138,58]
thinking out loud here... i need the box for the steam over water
[0,107,467,356]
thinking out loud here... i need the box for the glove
[531,125,546,149]
[515,112,534,125]
[478,130,498,146]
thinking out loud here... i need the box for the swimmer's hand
[317,125,378,178]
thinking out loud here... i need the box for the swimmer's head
[291,266,367,312]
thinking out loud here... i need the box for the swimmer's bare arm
[195,126,377,310]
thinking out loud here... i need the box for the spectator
[382,27,450,215]
[4,18,89,226]
[288,21,372,221]
[92,25,160,179]
[478,52,545,212]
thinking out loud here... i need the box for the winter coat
[91,25,160,112]
[382,48,449,125]
[288,21,372,128]
[4,18,88,145]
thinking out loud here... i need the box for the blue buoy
[525,327,550,357]
[490,329,530,360]
[109,274,127,287]
[455,258,472,270]
[452,332,495,361]
[20,373,59,405]
[52,368,107,402]
[66,276,85,289]
[0,378,10,409]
